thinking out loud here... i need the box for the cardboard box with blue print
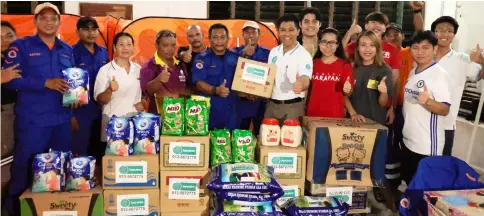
[159,135,209,171]
[102,155,159,189]
[20,186,103,216]
[103,188,160,216]
[231,57,277,98]
[303,117,388,187]
[305,181,369,211]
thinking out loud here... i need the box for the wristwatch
[212,86,217,95]
[413,9,422,14]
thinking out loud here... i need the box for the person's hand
[182,45,193,63]
[343,76,352,94]
[109,76,119,92]
[351,114,366,123]
[409,1,424,10]
[159,66,170,83]
[216,79,230,98]
[237,92,248,98]
[247,95,258,101]
[386,108,395,125]
[243,39,256,56]
[418,84,430,105]
[293,73,304,94]
[378,76,388,94]
[348,19,363,36]
[70,102,84,109]
[470,44,483,63]
[1,64,21,84]
[71,116,79,135]
[45,78,70,94]
[134,102,144,112]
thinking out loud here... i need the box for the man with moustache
[178,24,207,85]
[3,3,76,215]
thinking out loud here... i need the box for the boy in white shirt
[431,16,484,156]
[402,31,452,184]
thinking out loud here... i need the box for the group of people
[1,2,484,214]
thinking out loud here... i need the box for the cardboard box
[257,145,306,183]
[232,57,277,98]
[104,188,160,216]
[102,155,159,189]
[20,186,103,216]
[160,136,209,171]
[160,170,210,213]
[425,189,484,216]
[303,117,388,187]
[305,180,369,210]
[276,180,306,207]
[160,209,210,216]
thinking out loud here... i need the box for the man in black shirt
[178,24,207,84]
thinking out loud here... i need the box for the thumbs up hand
[159,66,170,83]
[470,44,483,63]
[378,76,387,94]
[409,1,424,10]
[216,79,230,98]
[110,76,119,92]
[418,84,430,105]
[293,73,304,94]
[182,45,193,63]
[349,19,362,36]
[243,39,256,56]
[343,76,352,94]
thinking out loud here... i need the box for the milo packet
[162,97,185,135]
[185,99,209,136]
[231,129,255,163]
[210,129,231,166]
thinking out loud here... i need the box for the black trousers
[443,129,455,156]
[400,143,428,185]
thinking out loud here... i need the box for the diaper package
[207,163,283,194]
[62,68,89,106]
[106,115,134,156]
[66,156,96,191]
[32,152,64,193]
[282,196,350,216]
[133,112,160,155]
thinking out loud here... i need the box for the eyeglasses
[435,29,454,35]
[319,40,338,47]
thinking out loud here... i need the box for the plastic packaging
[281,119,302,148]
[282,196,350,216]
[32,152,64,192]
[215,191,284,203]
[212,198,277,216]
[62,68,89,107]
[210,129,232,166]
[66,156,96,191]
[133,112,160,155]
[106,115,134,156]
[259,118,281,146]
[162,97,185,135]
[231,129,256,163]
[185,98,209,135]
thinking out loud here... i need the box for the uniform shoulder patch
[7,50,17,59]
[271,56,277,64]
[196,60,204,69]
[305,64,311,70]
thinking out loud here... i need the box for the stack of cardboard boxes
[159,135,211,216]
[102,155,160,215]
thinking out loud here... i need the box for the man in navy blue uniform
[192,23,239,130]
[232,21,270,134]
[72,17,109,160]
[3,3,76,214]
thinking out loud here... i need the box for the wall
[63,1,208,20]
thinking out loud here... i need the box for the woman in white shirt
[94,32,144,144]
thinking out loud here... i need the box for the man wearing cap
[72,17,109,159]
[232,21,270,133]
[3,3,76,214]
[178,24,207,87]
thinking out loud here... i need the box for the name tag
[367,79,378,89]
[179,75,186,82]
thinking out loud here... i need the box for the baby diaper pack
[62,68,89,106]
[66,156,96,191]
[32,151,64,193]
[133,112,160,155]
[106,115,134,156]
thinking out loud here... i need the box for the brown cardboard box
[305,180,369,210]
[276,179,306,206]
[160,136,209,171]
[102,155,159,189]
[104,188,159,215]
[160,209,210,216]
[303,117,388,187]
[20,186,103,216]
[160,170,210,213]
[231,57,277,98]
[257,145,306,184]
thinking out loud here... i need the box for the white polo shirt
[94,60,142,142]
[438,49,482,130]
[402,63,452,156]
[268,42,313,100]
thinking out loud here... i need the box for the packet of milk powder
[231,129,255,163]
[162,97,185,136]
[210,129,232,166]
[185,99,209,136]
[106,115,134,156]
[62,68,89,107]
[32,152,64,193]
[133,112,160,155]
[66,156,96,191]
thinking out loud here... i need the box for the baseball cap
[387,23,403,33]
[242,21,260,30]
[77,17,100,30]
[34,2,60,15]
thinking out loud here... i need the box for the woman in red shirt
[307,28,354,118]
